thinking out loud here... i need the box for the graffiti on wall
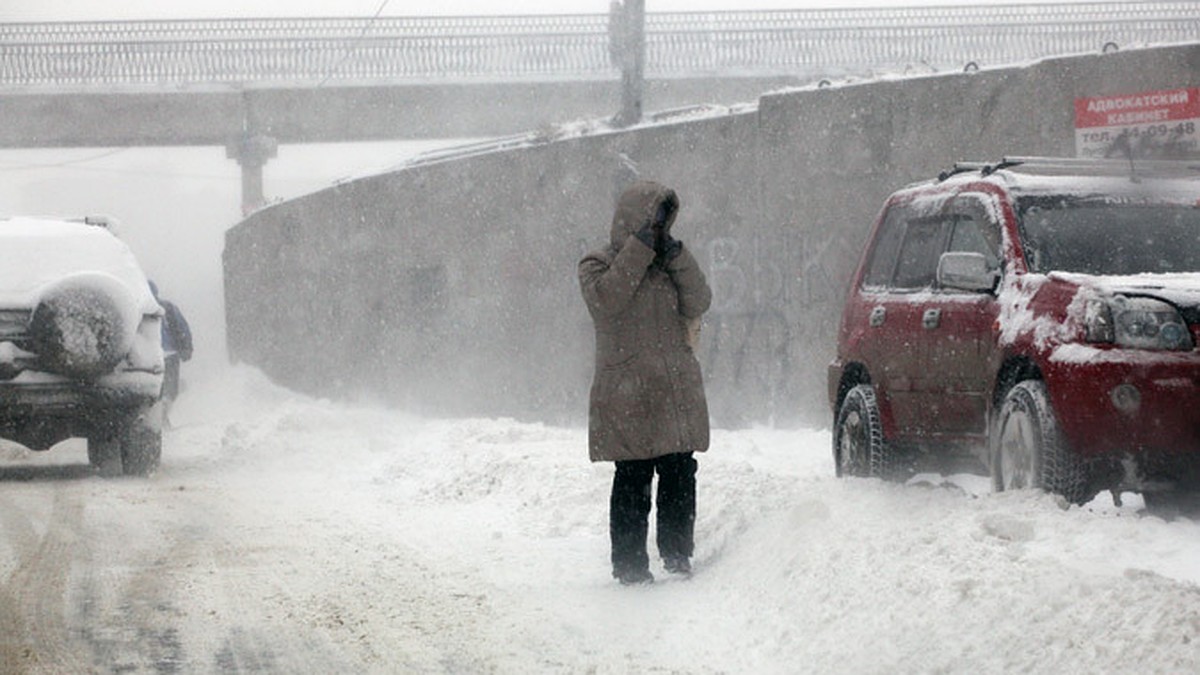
[699,227,854,423]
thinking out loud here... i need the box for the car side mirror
[938,251,998,293]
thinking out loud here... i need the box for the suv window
[893,217,951,290]
[863,203,966,291]
[862,208,905,288]
[948,214,1000,268]
[949,216,990,256]
[862,195,1003,292]
[949,194,1001,266]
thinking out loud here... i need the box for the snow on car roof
[0,216,158,310]
[994,171,1200,202]
[916,161,1200,203]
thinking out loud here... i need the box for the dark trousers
[162,354,181,402]
[610,452,697,574]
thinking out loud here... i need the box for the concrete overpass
[2,3,1195,209]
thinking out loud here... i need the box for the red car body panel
[830,164,1200,471]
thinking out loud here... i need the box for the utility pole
[610,0,645,127]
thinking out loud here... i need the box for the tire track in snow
[0,487,90,674]
[178,409,514,672]
[0,491,40,672]
[71,483,356,673]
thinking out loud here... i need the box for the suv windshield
[1017,197,1200,275]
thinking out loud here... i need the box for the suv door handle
[923,308,941,329]
[869,306,886,327]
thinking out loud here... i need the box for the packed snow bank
[151,365,1200,673]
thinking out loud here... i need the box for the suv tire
[87,404,163,477]
[120,404,164,476]
[992,380,1091,504]
[834,384,903,480]
[87,435,123,477]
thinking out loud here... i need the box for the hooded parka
[579,181,712,462]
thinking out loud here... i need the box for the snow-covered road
[2,365,1198,673]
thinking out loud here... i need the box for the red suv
[828,157,1200,505]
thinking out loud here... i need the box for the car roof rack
[1005,156,1200,172]
[937,156,1200,182]
[67,214,120,229]
[936,162,988,182]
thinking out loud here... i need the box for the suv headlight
[1085,296,1193,351]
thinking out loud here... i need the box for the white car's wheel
[88,403,163,478]
[121,402,164,477]
[87,435,123,477]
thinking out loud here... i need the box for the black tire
[89,404,163,477]
[87,435,123,478]
[1142,490,1200,519]
[120,404,163,477]
[991,380,1091,505]
[834,384,903,480]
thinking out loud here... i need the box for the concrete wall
[225,43,1200,426]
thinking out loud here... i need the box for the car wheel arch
[834,362,871,413]
[991,356,1042,410]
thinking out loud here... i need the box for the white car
[0,216,164,475]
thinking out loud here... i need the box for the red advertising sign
[1074,87,1199,158]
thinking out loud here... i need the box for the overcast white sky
[3,0,1104,21]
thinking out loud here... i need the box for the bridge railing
[1,4,1197,87]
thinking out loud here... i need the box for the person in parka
[149,281,193,409]
[578,180,712,585]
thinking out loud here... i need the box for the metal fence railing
[1,3,1196,88]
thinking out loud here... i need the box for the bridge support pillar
[610,0,645,127]
[226,132,278,215]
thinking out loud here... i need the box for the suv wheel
[992,380,1091,504]
[120,403,164,476]
[834,384,901,480]
[87,404,163,477]
[87,435,123,477]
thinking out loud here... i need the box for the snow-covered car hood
[0,216,158,312]
[1051,272,1200,309]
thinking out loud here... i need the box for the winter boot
[615,567,655,585]
[663,556,692,577]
